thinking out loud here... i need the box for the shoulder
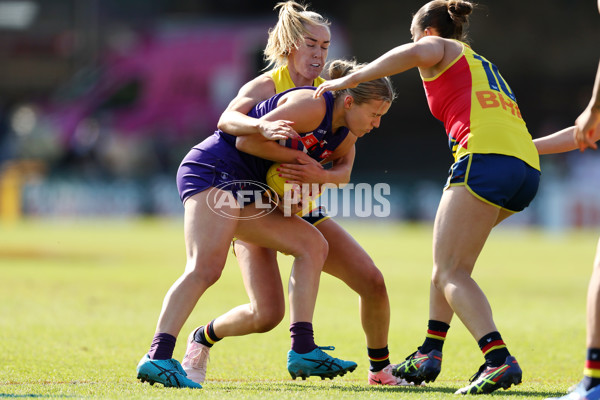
[238,73,276,99]
[415,35,447,48]
[281,89,326,111]
[415,36,461,57]
[270,89,327,132]
[418,37,463,77]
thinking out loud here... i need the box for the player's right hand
[574,107,600,152]
[258,120,300,141]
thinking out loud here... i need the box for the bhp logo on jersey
[476,90,523,119]
[206,180,278,220]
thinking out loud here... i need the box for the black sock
[368,346,390,372]
[583,348,600,390]
[478,331,510,367]
[419,320,450,353]
[193,320,222,348]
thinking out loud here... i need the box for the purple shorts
[176,147,246,204]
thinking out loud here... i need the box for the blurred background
[0,0,598,228]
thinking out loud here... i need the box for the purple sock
[147,332,176,360]
[290,322,317,354]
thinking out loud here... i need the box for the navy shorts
[446,153,540,212]
[301,205,329,226]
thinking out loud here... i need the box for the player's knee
[306,233,329,265]
[184,257,224,287]
[369,267,388,295]
[431,271,445,292]
[359,263,387,297]
[289,231,328,266]
[431,264,451,290]
[431,262,466,291]
[253,305,285,333]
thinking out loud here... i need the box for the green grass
[0,218,597,399]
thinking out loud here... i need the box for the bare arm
[534,126,578,155]
[235,90,326,165]
[235,137,316,164]
[314,37,445,97]
[217,74,300,140]
[322,145,355,185]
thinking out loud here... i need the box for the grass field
[0,218,597,399]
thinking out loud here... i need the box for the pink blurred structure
[49,20,271,146]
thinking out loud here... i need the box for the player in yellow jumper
[181,1,409,386]
[316,0,541,394]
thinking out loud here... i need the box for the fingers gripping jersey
[422,42,540,171]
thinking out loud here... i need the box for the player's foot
[392,349,442,384]
[287,346,357,380]
[181,328,210,384]
[368,364,415,386]
[454,356,522,395]
[545,381,600,400]
[136,354,202,389]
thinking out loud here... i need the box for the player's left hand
[314,76,357,98]
[278,158,325,185]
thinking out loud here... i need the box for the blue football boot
[546,381,600,400]
[287,346,357,380]
[136,354,202,389]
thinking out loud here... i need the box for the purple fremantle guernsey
[176,87,349,203]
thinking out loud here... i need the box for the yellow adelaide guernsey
[270,65,326,93]
[422,42,540,171]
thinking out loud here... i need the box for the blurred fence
[0,0,598,229]
[3,163,599,231]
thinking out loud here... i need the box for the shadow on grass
[209,381,565,397]
[0,395,74,398]
[329,385,566,397]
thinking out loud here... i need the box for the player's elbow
[235,136,251,152]
[334,175,351,186]
[341,171,351,184]
[216,113,229,132]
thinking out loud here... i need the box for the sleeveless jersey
[270,65,326,94]
[196,88,348,183]
[422,41,540,171]
[234,87,349,179]
[270,66,335,159]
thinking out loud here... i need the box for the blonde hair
[327,59,396,104]
[264,1,330,69]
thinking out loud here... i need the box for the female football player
[180,1,408,387]
[136,56,395,388]
[316,0,540,394]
